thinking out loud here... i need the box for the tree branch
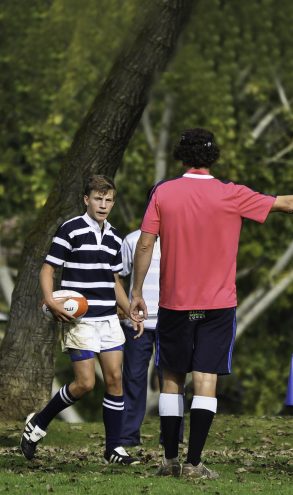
[274,76,291,111]
[236,270,293,339]
[155,93,174,183]
[266,141,293,165]
[251,107,282,141]
[142,106,156,153]
[237,240,293,320]
[0,242,14,306]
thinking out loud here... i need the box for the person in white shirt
[119,229,161,446]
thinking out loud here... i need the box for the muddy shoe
[157,457,182,477]
[182,462,219,479]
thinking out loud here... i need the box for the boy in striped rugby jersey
[21,175,142,465]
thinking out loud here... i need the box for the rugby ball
[42,290,88,320]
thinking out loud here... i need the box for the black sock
[187,408,214,466]
[103,393,124,453]
[161,416,182,459]
[35,384,77,430]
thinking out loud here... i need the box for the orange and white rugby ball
[42,290,88,320]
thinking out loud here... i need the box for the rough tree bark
[0,0,194,419]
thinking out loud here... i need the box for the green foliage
[234,306,293,415]
[0,0,136,225]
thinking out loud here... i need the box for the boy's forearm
[40,263,56,304]
[114,275,131,316]
[40,262,73,321]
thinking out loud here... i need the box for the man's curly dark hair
[173,128,220,167]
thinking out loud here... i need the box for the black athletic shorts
[155,307,237,375]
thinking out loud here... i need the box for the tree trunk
[0,0,194,420]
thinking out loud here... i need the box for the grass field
[0,414,292,494]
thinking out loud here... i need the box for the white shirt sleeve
[120,234,135,277]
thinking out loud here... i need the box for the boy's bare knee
[82,380,95,393]
[72,378,95,396]
[104,371,122,395]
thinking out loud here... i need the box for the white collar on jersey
[183,173,214,179]
[83,212,111,233]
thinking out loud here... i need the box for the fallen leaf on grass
[261,437,274,444]
[88,433,99,439]
[276,430,288,436]
[235,467,247,474]
[215,432,225,438]
[234,437,244,444]
[7,432,20,439]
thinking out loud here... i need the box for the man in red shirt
[130,128,293,479]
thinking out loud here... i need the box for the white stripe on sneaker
[30,426,46,442]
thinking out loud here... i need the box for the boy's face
[84,189,115,227]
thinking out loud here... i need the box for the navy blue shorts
[155,307,237,375]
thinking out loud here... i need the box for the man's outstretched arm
[270,195,293,213]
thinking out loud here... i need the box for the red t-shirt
[141,169,276,310]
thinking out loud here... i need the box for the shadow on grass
[0,434,19,447]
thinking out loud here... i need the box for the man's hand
[131,320,144,339]
[130,295,148,322]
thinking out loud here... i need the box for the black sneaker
[104,446,140,465]
[20,412,46,460]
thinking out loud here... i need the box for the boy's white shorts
[61,316,125,354]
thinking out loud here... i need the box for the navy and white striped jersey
[45,212,123,320]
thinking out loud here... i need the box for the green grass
[0,415,292,494]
